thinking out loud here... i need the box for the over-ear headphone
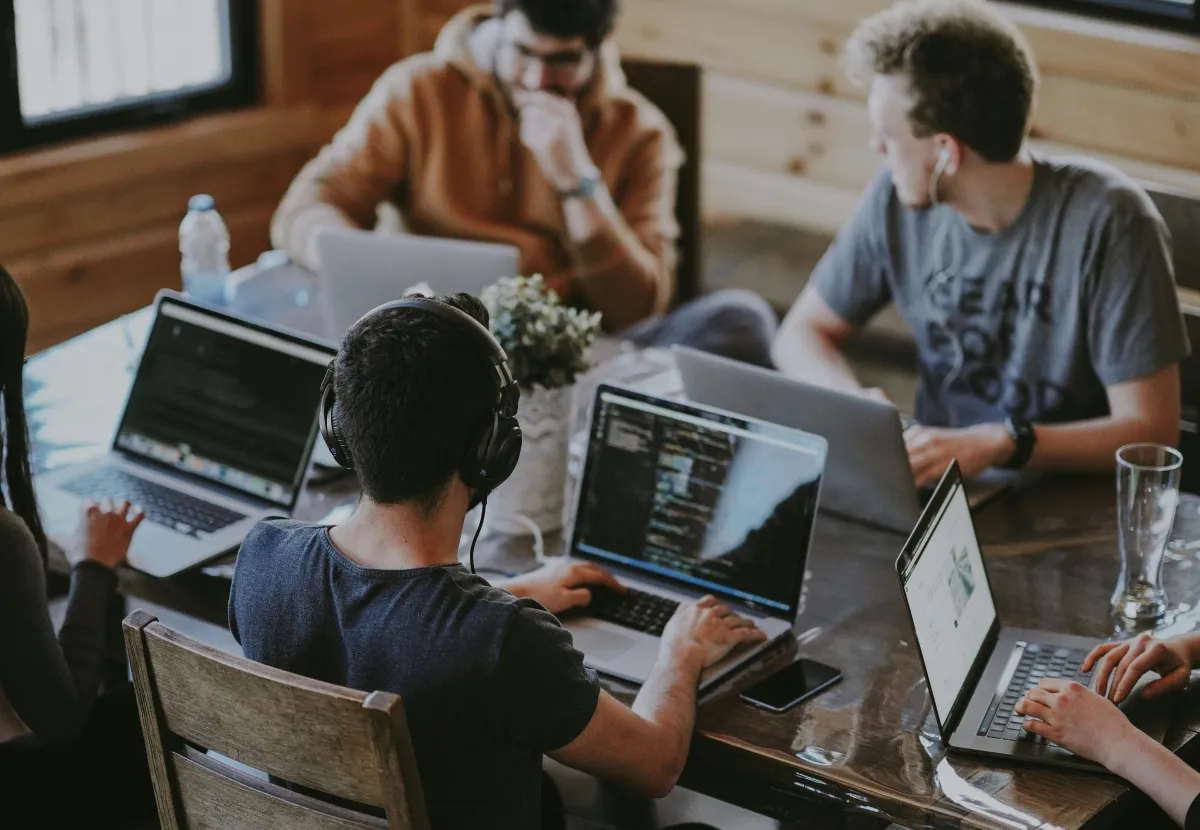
[318,297,523,500]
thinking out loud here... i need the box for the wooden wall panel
[419,0,1200,263]
[615,0,1200,177]
[2,0,412,350]
[704,160,861,236]
[13,204,276,352]
[0,153,308,263]
[703,74,1200,226]
[705,74,877,192]
[0,109,319,211]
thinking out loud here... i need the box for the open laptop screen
[114,300,332,507]
[899,477,998,727]
[570,386,826,616]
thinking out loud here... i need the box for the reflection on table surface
[26,261,1200,829]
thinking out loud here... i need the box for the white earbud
[929,146,952,207]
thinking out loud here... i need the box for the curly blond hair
[844,0,1039,162]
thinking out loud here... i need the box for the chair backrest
[621,59,702,308]
[1146,184,1200,494]
[122,610,430,830]
[1181,302,1199,495]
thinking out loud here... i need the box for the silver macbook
[560,384,827,691]
[36,291,333,578]
[896,461,1170,770]
[674,345,1009,535]
[314,229,519,334]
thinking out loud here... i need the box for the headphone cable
[468,497,488,575]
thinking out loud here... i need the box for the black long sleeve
[0,508,117,744]
[1188,792,1200,830]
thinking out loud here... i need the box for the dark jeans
[620,289,778,369]
[0,685,157,829]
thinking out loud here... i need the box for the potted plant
[481,274,602,533]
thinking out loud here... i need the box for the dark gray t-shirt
[228,519,601,830]
[812,156,1191,427]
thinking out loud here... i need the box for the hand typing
[1085,632,1194,704]
[501,559,625,615]
[1015,678,1138,768]
[661,595,767,671]
[905,422,1014,489]
[60,498,145,570]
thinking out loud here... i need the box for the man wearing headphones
[228,293,765,829]
[772,0,1189,488]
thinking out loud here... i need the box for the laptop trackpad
[571,627,641,661]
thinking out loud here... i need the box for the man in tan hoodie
[271,0,776,367]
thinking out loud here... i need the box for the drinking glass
[1112,443,1184,623]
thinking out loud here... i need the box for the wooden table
[28,263,1200,829]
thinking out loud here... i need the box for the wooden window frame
[0,0,261,155]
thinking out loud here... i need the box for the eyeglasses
[499,38,595,84]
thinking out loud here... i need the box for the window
[0,0,258,154]
[1011,0,1198,34]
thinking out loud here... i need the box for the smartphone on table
[739,658,843,713]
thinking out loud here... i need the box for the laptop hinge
[944,621,1001,738]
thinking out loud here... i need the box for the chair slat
[143,623,387,807]
[171,750,388,830]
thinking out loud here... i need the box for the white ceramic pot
[487,383,573,534]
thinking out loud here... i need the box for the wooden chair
[122,610,430,830]
[622,59,703,308]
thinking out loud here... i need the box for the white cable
[461,508,546,564]
[925,147,965,425]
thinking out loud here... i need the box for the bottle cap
[188,194,216,212]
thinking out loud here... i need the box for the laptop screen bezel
[894,460,1002,738]
[566,382,826,620]
[110,291,336,510]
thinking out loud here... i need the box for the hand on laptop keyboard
[1015,678,1140,767]
[660,596,768,671]
[55,499,146,570]
[1085,632,1194,704]
[499,559,625,615]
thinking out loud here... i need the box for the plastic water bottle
[179,194,231,304]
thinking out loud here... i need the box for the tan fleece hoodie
[270,5,684,330]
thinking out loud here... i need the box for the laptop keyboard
[61,468,245,538]
[586,586,679,637]
[978,643,1094,743]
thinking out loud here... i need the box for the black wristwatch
[1003,416,1037,469]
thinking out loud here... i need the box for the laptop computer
[560,383,827,691]
[314,229,519,334]
[35,291,334,578]
[895,460,1170,770]
[673,345,1009,535]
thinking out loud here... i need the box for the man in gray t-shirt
[773,0,1189,488]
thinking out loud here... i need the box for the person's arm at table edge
[270,64,413,271]
[1008,365,1180,472]
[772,286,871,397]
[549,597,767,797]
[1108,728,1200,827]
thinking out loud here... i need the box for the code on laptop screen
[572,389,825,614]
